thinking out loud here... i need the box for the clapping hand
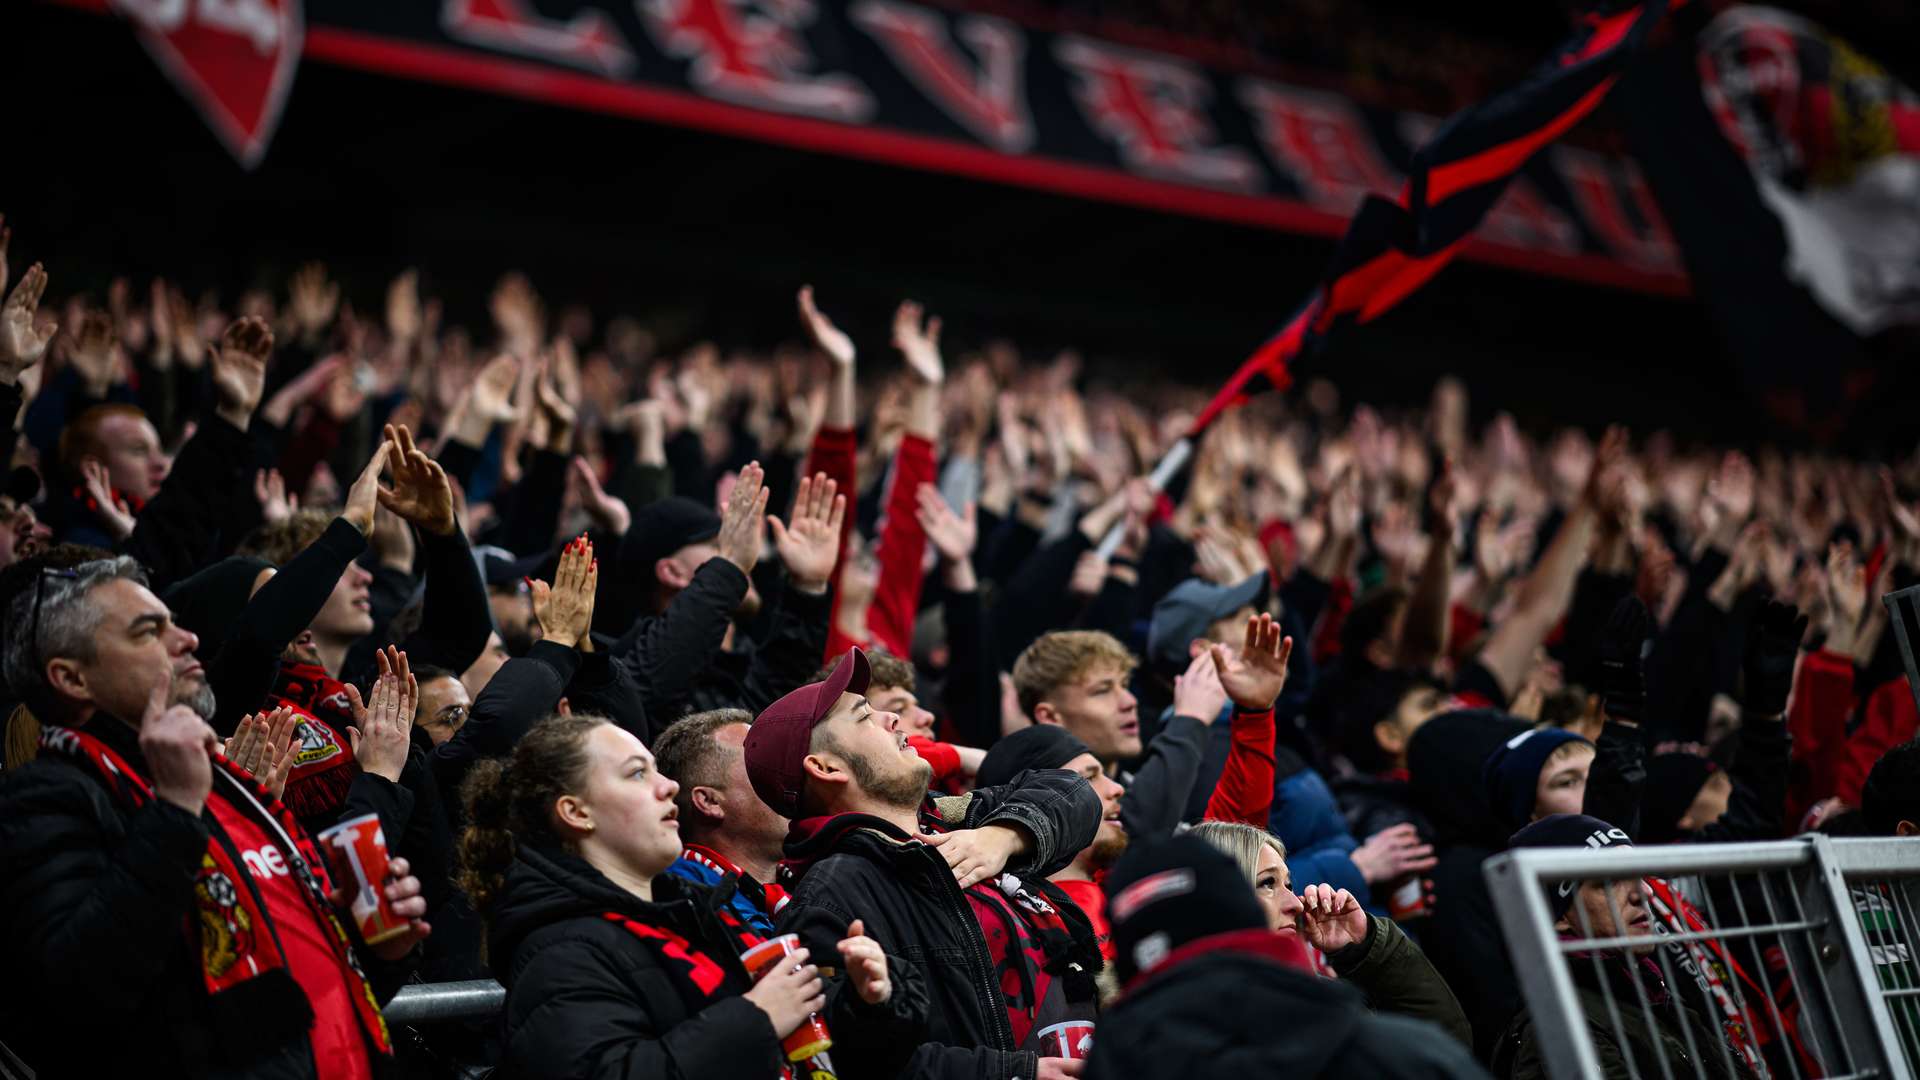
[717,462,771,575]
[770,472,845,591]
[344,646,417,783]
[212,316,274,429]
[377,424,457,537]
[532,534,598,649]
[1208,613,1293,712]
[223,706,299,802]
[0,262,56,383]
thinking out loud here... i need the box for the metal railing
[384,979,506,1025]
[1486,836,1920,1080]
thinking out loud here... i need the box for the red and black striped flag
[1189,0,1681,435]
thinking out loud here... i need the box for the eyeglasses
[28,567,80,676]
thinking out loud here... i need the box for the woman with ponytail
[461,713,926,1080]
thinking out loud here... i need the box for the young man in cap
[1084,833,1484,1080]
[652,707,792,934]
[1494,814,1755,1080]
[749,647,1103,1080]
[612,464,842,716]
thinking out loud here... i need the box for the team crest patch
[293,717,343,766]
[195,854,253,978]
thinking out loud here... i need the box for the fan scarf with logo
[37,723,391,1056]
[270,660,362,825]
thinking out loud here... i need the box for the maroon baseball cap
[744,647,871,818]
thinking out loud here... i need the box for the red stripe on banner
[1424,77,1616,205]
[1188,305,1311,435]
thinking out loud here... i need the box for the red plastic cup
[1388,878,1430,921]
[315,812,407,946]
[739,934,832,1062]
[1036,1021,1095,1059]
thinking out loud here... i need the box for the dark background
[6,1,1914,451]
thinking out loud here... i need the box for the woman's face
[571,724,683,879]
[1253,844,1303,934]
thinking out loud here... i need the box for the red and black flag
[1189,0,1680,435]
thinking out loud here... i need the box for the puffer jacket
[488,843,926,1080]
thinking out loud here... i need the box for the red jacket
[1205,707,1278,826]
[809,428,937,661]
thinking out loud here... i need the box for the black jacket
[1086,929,1488,1080]
[776,769,1102,1080]
[1497,951,1755,1080]
[614,558,829,723]
[487,844,926,1080]
[0,714,410,1079]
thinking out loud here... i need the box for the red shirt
[965,884,1055,1047]
[212,800,372,1080]
[1052,878,1111,960]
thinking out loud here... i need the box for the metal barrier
[1486,836,1920,1080]
[384,979,507,1025]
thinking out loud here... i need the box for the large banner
[75,0,1686,294]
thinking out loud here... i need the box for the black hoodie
[486,843,926,1080]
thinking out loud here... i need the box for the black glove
[1595,596,1652,724]
[1743,600,1808,716]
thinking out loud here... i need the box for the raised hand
[287,263,339,341]
[1172,645,1230,724]
[534,359,577,448]
[80,459,136,539]
[570,456,631,535]
[0,262,55,383]
[377,424,457,536]
[345,646,416,782]
[69,309,119,396]
[342,443,390,536]
[839,919,892,1005]
[716,461,770,576]
[770,472,845,591]
[212,315,273,428]
[532,534,598,649]
[386,268,422,344]
[224,707,299,801]
[797,285,854,367]
[892,300,943,385]
[1298,883,1371,953]
[254,469,297,526]
[468,353,521,424]
[915,483,976,563]
[1743,600,1807,717]
[490,273,544,357]
[1209,613,1293,712]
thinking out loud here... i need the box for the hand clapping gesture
[532,534,598,649]
[1209,613,1293,712]
[344,646,417,782]
[717,462,771,576]
[223,706,300,801]
[0,262,56,384]
[212,315,273,429]
[377,424,458,537]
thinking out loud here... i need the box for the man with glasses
[408,663,470,746]
[0,557,431,1079]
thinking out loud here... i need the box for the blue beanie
[1483,727,1594,830]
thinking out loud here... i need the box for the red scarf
[38,723,392,1056]
[682,843,790,917]
[269,661,362,825]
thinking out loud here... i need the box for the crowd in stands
[0,216,1916,1080]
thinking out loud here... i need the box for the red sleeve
[1313,578,1354,665]
[805,426,858,662]
[868,434,936,659]
[1448,603,1487,664]
[1784,649,1857,825]
[1835,676,1918,808]
[907,736,962,784]
[1204,707,1276,825]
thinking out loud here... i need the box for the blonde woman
[1187,820,1471,1047]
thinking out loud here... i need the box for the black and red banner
[74,0,1685,296]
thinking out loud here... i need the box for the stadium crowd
[0,220,1915,1080]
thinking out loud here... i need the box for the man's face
[413,675,470,746]
[1676,770,1733,832]
[0,498,49,569]
[1061,751,1127,868]
[53,578,206,722]
[1037,663,1140,762]
[1534,745,1595,820]
[489,587,541,655]
[1561,878,1653,954]
[870,683,937,738]
[94,412,170,504]
[705,723,790,857]
[463,632,510,699]
[1373,683,1451,765]
[311,563,374,644]
[811,692,930,811]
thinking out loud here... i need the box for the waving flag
[1189,0,1680,435]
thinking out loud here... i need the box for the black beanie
[1639,752,1718,844]
[1508,813,1634,922]
[1482,727,1592,830]
[1103,833,1265,985]
[162,556,274,662]
[976,725,1090,790]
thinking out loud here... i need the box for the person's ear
[656,557,691,591]
[1031,702,1062,727]
[1373,718,1407,756]
[1364,639,1395,669]
[45,658,89,705]
[802,752,847,788]
[1188,639,1209,660]
[1898,820,1920,838]
[689,785,726,821]
[554,793,594,834]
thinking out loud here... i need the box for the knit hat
[621,497,722,584]
[1508,813,1634,922]
[1145,571,1269,670]
[1482,727,1593,830]
[976,725,1091,790]
[744,647,871,818]
[162,556,275,662]
[1639,752,1718,844]
[1103,832,1266,984]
